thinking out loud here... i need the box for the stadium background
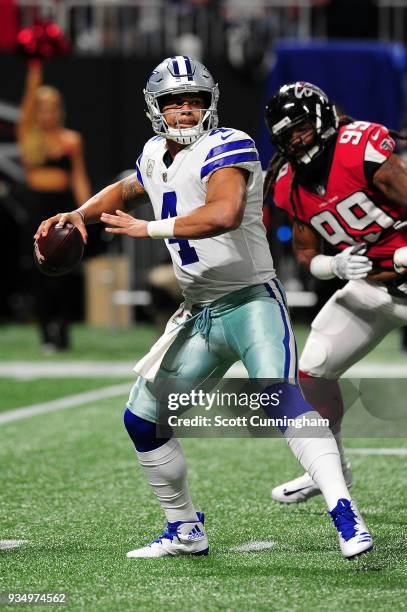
[1,2,407,610]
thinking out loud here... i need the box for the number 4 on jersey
[161,191,199,265]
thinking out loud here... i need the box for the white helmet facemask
[144,56,219,145]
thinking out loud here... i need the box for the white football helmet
[144,56,219,145]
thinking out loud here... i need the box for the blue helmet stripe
[204,139,255,162]
[200,151,258,179]
[171,56,180,76]
[183,56,194,81]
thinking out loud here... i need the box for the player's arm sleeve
[200,135,260,183]
[363,125,396,187]
[272,163,296,218]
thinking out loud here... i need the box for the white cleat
[329,498,373,559]
[126,512,209,558]
[271,463,353,504]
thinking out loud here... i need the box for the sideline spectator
[17,60,91,351]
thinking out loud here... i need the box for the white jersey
[136,127,275,304]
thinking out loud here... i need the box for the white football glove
[331,245,373,280]
[310,245,372,281]
[393,246,407,274]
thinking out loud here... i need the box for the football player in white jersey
[35,57,372,560]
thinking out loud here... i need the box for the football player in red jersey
[264,81,407,503]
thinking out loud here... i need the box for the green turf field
[1,323,406,611]
[0,324,157,361]
[0,379,130,413]
[1,322,406,362]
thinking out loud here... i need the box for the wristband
[310,254,335,280]
[147,218,176,239]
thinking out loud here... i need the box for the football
[34,222,84,276]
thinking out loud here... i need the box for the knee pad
[123,408,171,452]
[299,337,330,377]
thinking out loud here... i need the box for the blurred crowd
[0,1,381,66]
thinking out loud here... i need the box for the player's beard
[296,138,336,187]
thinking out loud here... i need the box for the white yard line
[1,361,407,379]
[347,448,407,456]
[0,540,28,550]
[227,362,407,378]
[230,541,276,553]
[0,362,135,379]
[0,383,130,425]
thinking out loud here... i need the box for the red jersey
[273,121,407,270]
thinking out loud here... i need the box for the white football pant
[300,279,407,378]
